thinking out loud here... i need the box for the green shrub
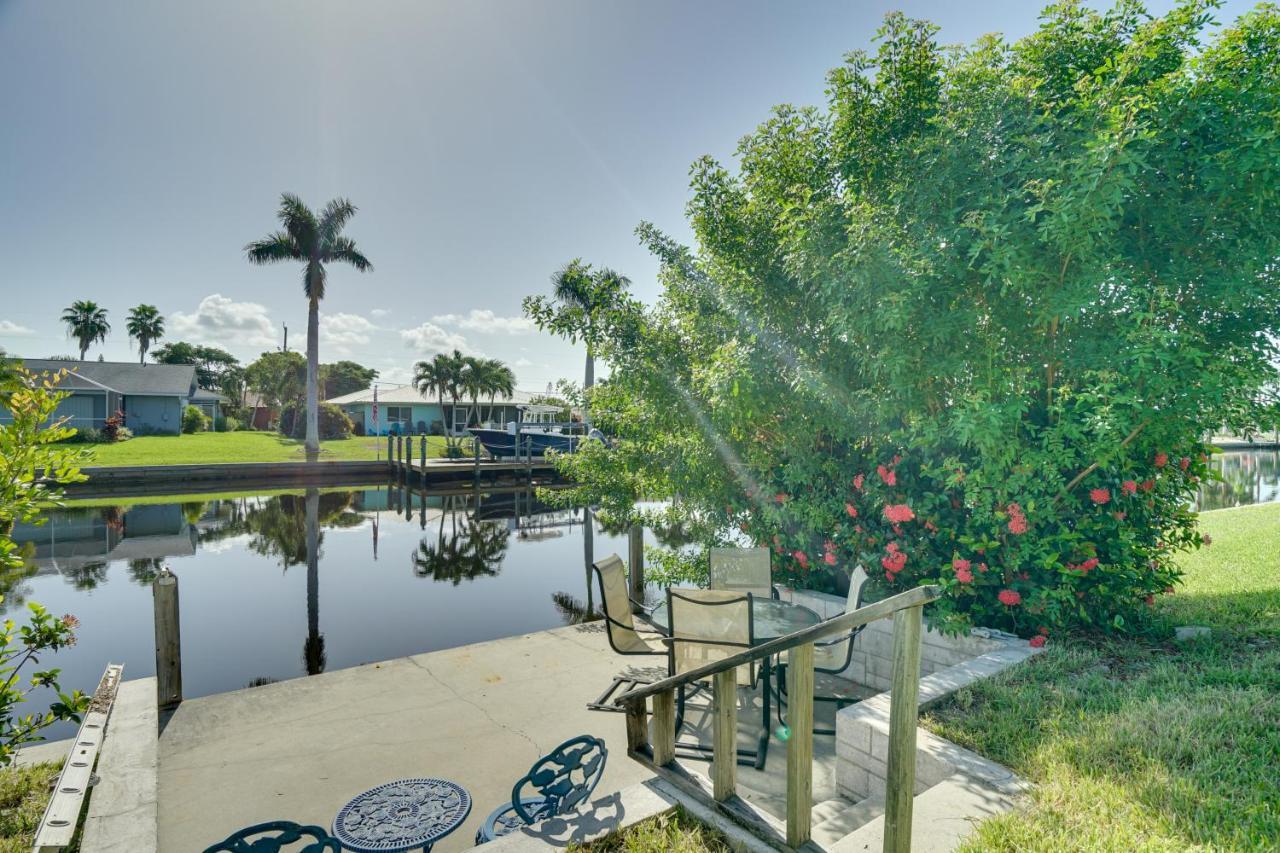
[278,402,353,440]
[219,416,241,433]
[181,405,207,434]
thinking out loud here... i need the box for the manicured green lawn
[569,807,733,852]
[0,761,67,853]
[81,431,466,466]
[924,503,1280,852]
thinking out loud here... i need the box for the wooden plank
[612,585,942,705]
[786,642,815,848]
[624,696,649,756]
[651,689,677,766]
[34,664,123,852]
[711,670,737,801]
[152,568,182,707]
[883,604,924,853]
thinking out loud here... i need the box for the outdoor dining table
[331,777,471,852]
[646,596,822,768]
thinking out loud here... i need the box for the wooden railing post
[628,524,645,612]
[624,696,649,756]
[712,670,737,801]
[884,604,924,853]
[420,434,427,470]
[652,689,677,766]
[153,567,182,708]
[386,432,393,467]
[786,642,814,848]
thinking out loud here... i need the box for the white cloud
[320,312,377,354]
[431,309,534,335]
[0,320,36,337]
[514,357,535,367]
[370,308,391,318]
[170,294,278,349]
[399,322,469,354]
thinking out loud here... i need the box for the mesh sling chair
[587,554,667,712]
[775,566,871,736]
[204,821,340,852]
[709,546,778,599]
[666,587,765,768]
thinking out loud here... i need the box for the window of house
[384,406,412,432]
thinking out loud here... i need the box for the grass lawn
[569,807,733,852]
[81,431,467,466]
[923,502,1280,852]
[0,761,68,853]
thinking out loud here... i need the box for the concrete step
[809,794,885,849]
[825,772,1026,853]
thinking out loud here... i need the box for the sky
[0,0,1257,391]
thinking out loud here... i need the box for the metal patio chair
[709,546,777,599]
[776,566,871,735]
[474,734,608,843]
[204,821,341,853]
[586,555,667,712]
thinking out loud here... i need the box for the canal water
[5,484,629,739]
[1197,447,1280,510]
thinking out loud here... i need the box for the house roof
[20,359,198,397]
[327,385,543,407]
[190,387,228,403]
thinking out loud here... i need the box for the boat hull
[468,428,580,458]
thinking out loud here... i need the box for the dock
[384,432,563,487]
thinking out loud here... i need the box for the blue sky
[0,0,1256,389]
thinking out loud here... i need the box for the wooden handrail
[611,583,942,706]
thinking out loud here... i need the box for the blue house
[327,385,553,436]
[3,359,216,435]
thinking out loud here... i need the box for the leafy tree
[245,350,307,413]
[152,342,241,390]
[124,304,165,365]
[321,360,377,399]
[413,350,466,447]
[532,3,1280,639]
[245,194,373,462]
[60,300,110,361]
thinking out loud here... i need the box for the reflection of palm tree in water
[551,591,600,626]
[411,496,509,585]
[303,488,326,676]
[128,557,164,586]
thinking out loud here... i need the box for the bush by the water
[181,405,208,434]
[278,402,353,440]
[530,3,1280,640]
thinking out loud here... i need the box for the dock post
[397,434,405,478]
[153,567,182,708]
[474,434,481,484]
[420,434,427,475]
[628,524,645,612]
[387,433,393,470]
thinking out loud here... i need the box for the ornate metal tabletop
[332,778,471,852]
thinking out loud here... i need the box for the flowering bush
[531,3,1280,638]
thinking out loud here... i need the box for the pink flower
[1121,480,1137,495]
[1006,502,1028,535]
[62,614,80,629]
[997,589,1022,606]
[853,473,865,491]
[883,503,915,524]
[823,552,837,566]
[845,503,858,518]
[793,550,808,568]
[954,566,974,584]
[1089,488,1111,505]
[824,539,836,552]
[880,543,907,574]
[1081,557,1099,572]
[1140,479,1155,492]
[952,557,971,572]
[876,464,897,487]
[775,493,788,504]
[1155,452,1169,468]
[1029,635,1046,648]
[1179,456,1191,471]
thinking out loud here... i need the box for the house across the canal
[327,385,563,436]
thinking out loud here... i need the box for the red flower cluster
[876,464,897,487]
[883,503,915,524]
[881,542,907,576]
[1140,479,1155,492]
[853,473,865,491]
[845,503,858,518]
[1029,635,1046,648]
[823,540,837,566]
[775,493,789,504]
[1068,556,1100,574]
[1089,488,1111,505]
[1006,502,1028,535]
[1179,456,1191,471]
[1121,480,1138,495]
[1155,452,1169,468]
[793,550,809,569]
[997,589,1022,607]
[952,557,973,584]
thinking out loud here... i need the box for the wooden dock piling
[153,567,182,707]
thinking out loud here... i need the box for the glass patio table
[646,596,822,767]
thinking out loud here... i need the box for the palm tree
[61,301,111,361]
[245,194,372,462]
[413,350,466,449]
[125,304,165,364]
[550,262,630,426]
[460,356,484,428]
[481,359,515,426]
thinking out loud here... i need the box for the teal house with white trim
[327,385,548,436]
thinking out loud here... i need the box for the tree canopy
[534,1,1280,637]
[152,341,241,390]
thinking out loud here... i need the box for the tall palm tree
[245,194,372,461]
[481,359,515,426]
[61,301,111,361]
[125,304,165,365]
[413,350,465,448]
[550,262,629,426]
[460,355,484,428]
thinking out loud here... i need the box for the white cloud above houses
[320,312,377,355]
[170,294,278,351]
[399,321,469,354]
[0,320,36,337]
[431,309,534,335]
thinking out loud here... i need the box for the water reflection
[1198,448,1280,511]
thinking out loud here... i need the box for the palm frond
[245,231,302,265]
[325,236,373,272]
[277,193,319,253]
[319,198,358,241]
[551,258,593,309]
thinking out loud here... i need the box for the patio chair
[667,587,764,766]
[204,821,340,852]
[586,555,667,712]
[474,734,608,843]
[776,566,871,735]
[709,546,777,598]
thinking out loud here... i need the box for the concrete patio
[157,620,848,851]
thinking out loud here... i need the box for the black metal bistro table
[332,778,471,852]
[647,597,822,768]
